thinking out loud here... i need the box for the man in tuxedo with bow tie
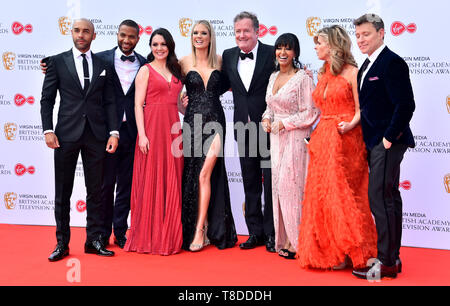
[351,14,415,280]
[40,18,119,261]
[96,20,147,249]
[221,11,276,252]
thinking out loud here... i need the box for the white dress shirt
[360,44,386,90]
[114,48,140,121]
[237,42,259,92]
[72,48,93,89]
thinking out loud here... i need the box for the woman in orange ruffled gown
[297,25,377,269]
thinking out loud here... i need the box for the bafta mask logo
[2,52,16,70]
[4,122,18,140]
[445,174,450,194]
[179,18,193,37]
[306,17,322,37]
[4,192,17,210]
[58,16,72,35]
[446,95,450,114]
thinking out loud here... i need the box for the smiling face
[150,34,169,61]
[117,24,139,55]
[234,17,258,53]
[275,44,295,68]
[191,23,211,51]
[355,22,385,56]
[71,19,96,53]
[314,34,331,61]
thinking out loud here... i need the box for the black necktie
[239,52,254,60]
[120,55,136,62]
[358,58,370,86]
[81,53,90,95]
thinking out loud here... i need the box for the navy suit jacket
[96,47,147,141]
[357,46,415,150]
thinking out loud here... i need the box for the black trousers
[237,128,274,239]
[54,123,106,245]
[368,141,408,267]
[101,122,135,240]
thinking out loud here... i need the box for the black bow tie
[239,52,254,60]
[121,55,136,62]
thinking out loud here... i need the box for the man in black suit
[221,11,276,252]
[351,14,415,280]
[41,18,119,261]
[96,20,147,249]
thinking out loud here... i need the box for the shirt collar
[73,47,92,59]
[368,43,386,63]
[115,47,135,59]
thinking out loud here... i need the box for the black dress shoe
[48,244,69,262]
[396,258,402,273]
[101,236,110,247]
[114,236,127,249]
[239,235,264,249]
[352,260,397,280]
[85,239,115,257]
[265,236,276,253]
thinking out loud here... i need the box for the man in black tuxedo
[221,11,276,252]
[351,14,415,280]
[41,19,119,261]
[96,20,147,249]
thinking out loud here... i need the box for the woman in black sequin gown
[180,20,237,251]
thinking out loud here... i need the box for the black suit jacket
[357,46,415,150]
[221,42,275,139]
[96,47,147,140]
[40,49,118,142]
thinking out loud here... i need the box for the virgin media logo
[14,94,35,107]
[259,24,277,37]
[76,200,86,213]
[138,25,153,36]
[14,163,35,176]
[391,21,416,36]
[12,22,33,35]
[399,180,411,190]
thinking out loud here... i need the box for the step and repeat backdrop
[1,0,449,249]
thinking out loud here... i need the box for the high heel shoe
[204,224,210,246]
[332,255,351,270]
[189,226,206,252]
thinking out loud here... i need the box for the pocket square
[99,70,106,76]
[369,76,379,81]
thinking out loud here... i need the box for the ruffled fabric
[296,65,377,269]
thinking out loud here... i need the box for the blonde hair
[191,20,219,69]
[314,25,357,76]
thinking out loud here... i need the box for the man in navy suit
[96,20,147,248]
[351,14,415,280]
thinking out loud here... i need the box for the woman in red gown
[297,25,377,269]
[124,28,185,255]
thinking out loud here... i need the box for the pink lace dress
[263,70,319,252]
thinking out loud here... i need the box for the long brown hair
[314,25,357,76]
[147,28,184,82]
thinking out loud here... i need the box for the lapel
[85,52,102,97]
[230,47,248,94]
[125,51,146,96]
[109,47,124,96]
[248,41,268,93]
[360,46,389,96]
[63,49,83,93]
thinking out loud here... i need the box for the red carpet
[0,224,449,286]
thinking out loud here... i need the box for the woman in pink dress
[124,28,185,255]
[262,33,319,259]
